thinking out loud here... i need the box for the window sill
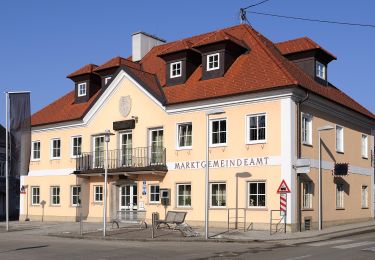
[302,143,313,147]
[336,151,344,154]
[302,208,314,211]
[336,207,345,210]
[148,202,161,205]
[70,205,81,208]
[174,207,193,210]
[361,156,368,160]
[50,205,61,207]
[92,202,103,205]
[247,207,267,211]
[31,159,40,162]
[209,207,227,210]
[361,207,369,209]
[209,144,227,148]
[175,147,192,151]
[50,158,61,161]
[30,204,41,207]
[246,140,266,145]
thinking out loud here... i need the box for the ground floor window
[303,182,313,209]
[50,186,60,205]
[248,182,266,207]
[71,186,81,206]
[94,185,103,202]
[31,186,40,205]
[177,184,191,207]
[149,185,160,203]
[361,185,368,208]
[210,183,226,207]
[336,184,344,209]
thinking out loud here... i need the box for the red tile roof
[31,24,374,127]
[67,64,98,78]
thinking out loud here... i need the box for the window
[149,185,160,203]
[170,61,182,78]
[120,132,132,166]
[51,186,60,206]
[94,185,103,203]
[247,114,266,143]
[31,186,40,205]
[71,136,82,157]
[316,61,326,80]
[210,183,226,207]
[78,82,87,97]
[71,186,81,206]
[93,136,104,168]
[336,184,344,209]
[104,76,112,85]
[51,138,61,159]
[177,184,191,207]
[210,119,227,146]
[149,128,164,164]
[177,123,192,149]
[32,141,41,160]
[361,134,368,158]
[207,53,219,71]
[248,182,266,207]
[336,125,344,153]
[303,182,313,209]
[361,186,368,208]
[302,114,312,145]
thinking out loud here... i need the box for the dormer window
[316,61,326,80]
[207,53,220,71]
[77,83,87,97]
[104,76,112,85]
[170,61,182,78]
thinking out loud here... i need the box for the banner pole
[5,92,9,231]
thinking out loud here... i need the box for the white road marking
[333,241,375,249]
[307,239,353,247]
[362,247,375,252]
[284,254,312,260]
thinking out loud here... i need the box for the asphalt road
[0,230,375,259]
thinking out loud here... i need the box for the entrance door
[119,184,138,211]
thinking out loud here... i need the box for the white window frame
[92,135,104,168]
[207,53,220,71]
[246,113,267,144]
[31,186,40,205]
[50,138,61,159]
[302,182,313,209]
[248,181,266,208]
[176,122,192,150]
[104,76,112,85]
[209,118,227,147]
[335,125,344,153]
[361,185,368,208]
[149,184,160,204]
[94,185,103,203]
[149,128,164,165]
[361,134,368,159]
[336,183,344,209]
[176,183,192,208]
[210,183,226,208]
[316,61,326,80]
[77,82,87,97]
[31,140,41,161]
[71,136,82,158]
[71,185,81,207]
[120,131,133,166]
[301,113,312,145]
[170,61,182,78]
[50,186,60,206]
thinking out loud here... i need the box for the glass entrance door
[119,184,138,211]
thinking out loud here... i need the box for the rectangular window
[71,186,81,206]
[78,82,87,97]
[247,114,266,143]
[177,123,192,149]
[336,184,344,209]
[210,119,227,146]
[149,128,164,164]
[149,185,160,203]
[51,138,61,159]
[210,183,226,207]
[120,132,133,166]
[361,134,368,158]
[94,185,103,203]
[170,61,182,78]
[336,125,344,153]
[71,136,82,157]
[248,182,266,207]
[302,113,312,145]
[51,186,60,205]
[316,61,326,80]
[302,182,313,209]
[207,53,219,71]
[362,186,368,208]
[31,186,40,205]
[104,76,112,85]
[32,141,41,160]
[177,184,191,207]
[93,136,104,168]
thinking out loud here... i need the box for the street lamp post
[317,125,334,231]
[205,108,225,240]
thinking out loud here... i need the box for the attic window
[78,83,87,97]
[316,61,326,80]
[104,76,112,85]
[207,53,219,71]
[170,61,182,78]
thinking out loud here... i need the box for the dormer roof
[94,56,141,72]
[67,64,98,78]
[192,30,248,50]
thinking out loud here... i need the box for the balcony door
[120,132,132,167]
[149,128,163,164]
[93,136,104,168]
[119,184,138,211]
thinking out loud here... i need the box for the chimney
[132,32,166,62]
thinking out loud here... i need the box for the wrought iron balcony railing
[76,147,166,173]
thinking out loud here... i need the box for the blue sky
[1,0,374,125]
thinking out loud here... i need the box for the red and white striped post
[280,193,287,216]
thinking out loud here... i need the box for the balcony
[75,147,167,175]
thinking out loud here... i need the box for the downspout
[296,90,309,232]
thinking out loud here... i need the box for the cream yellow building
[21,24,375,232]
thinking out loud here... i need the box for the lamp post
[98,129,114,237]
[205,108,225,239]
[317,125,334,231]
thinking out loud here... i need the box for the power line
[248,11,375,28]
[243,0,272,10]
